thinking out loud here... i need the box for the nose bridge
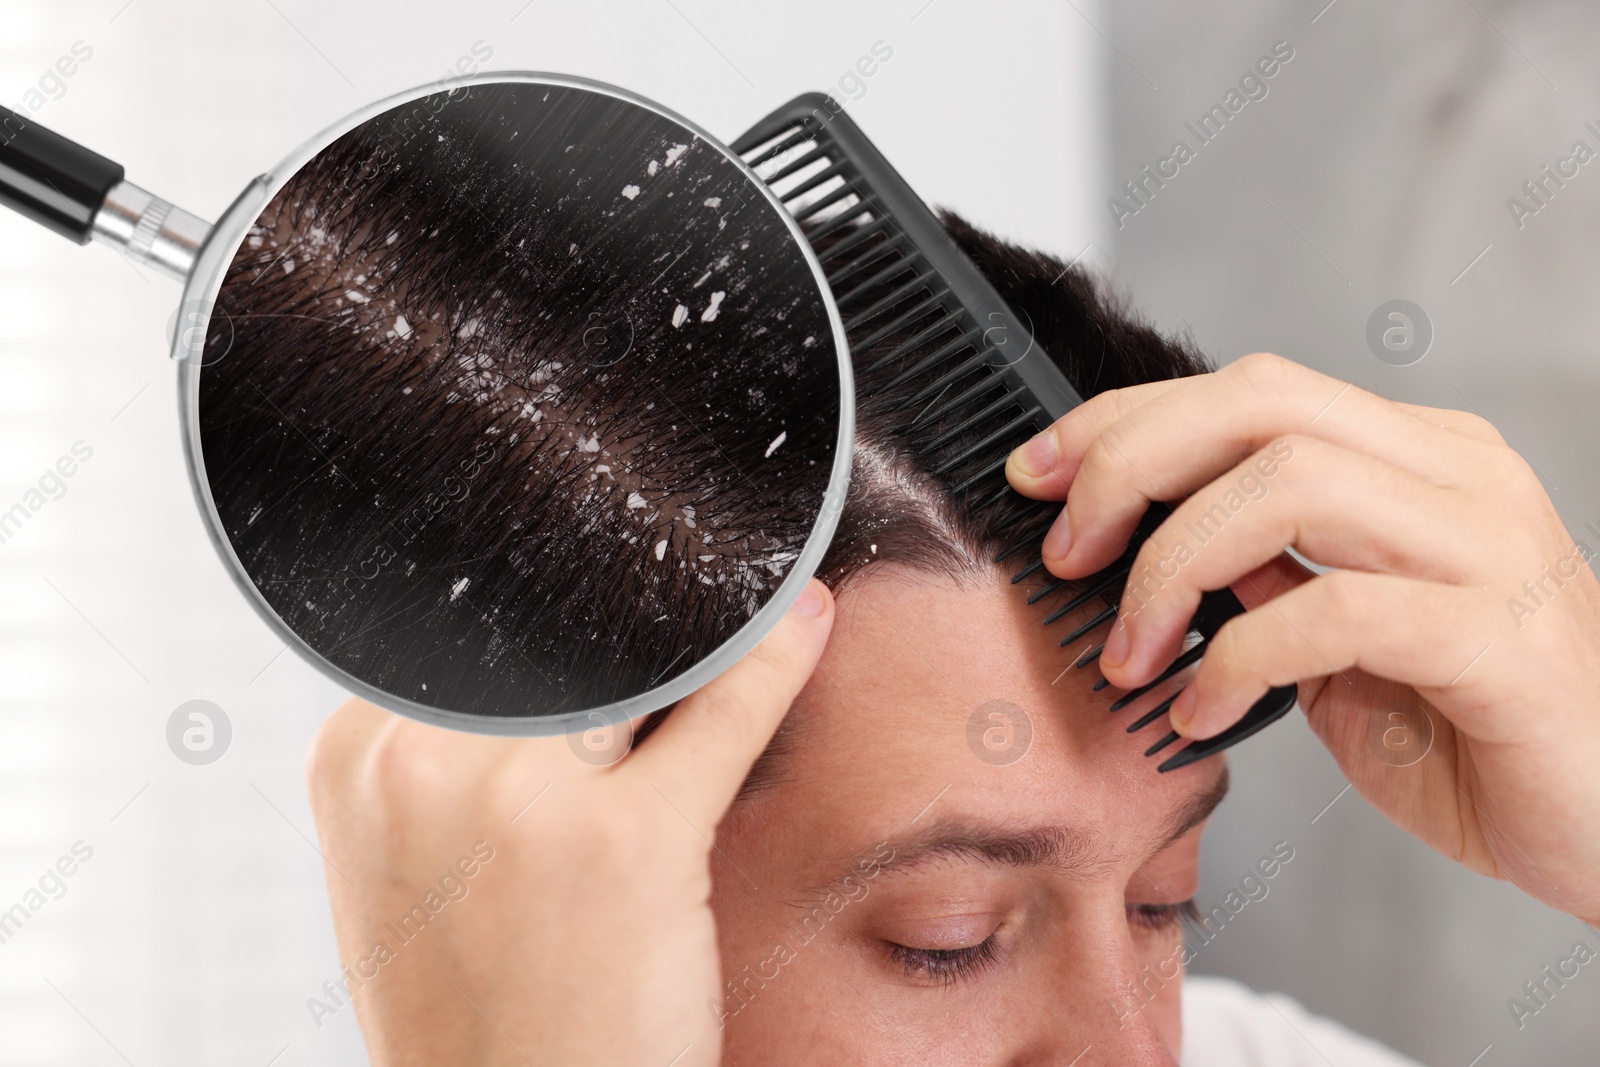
[1007,916,1183,1067]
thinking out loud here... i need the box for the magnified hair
[198,83,840,719]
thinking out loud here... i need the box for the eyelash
[1128,898,1200,932]
[887,936,1001,986]
[887,899,1199,985]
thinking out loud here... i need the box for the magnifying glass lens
[195,82,843,726]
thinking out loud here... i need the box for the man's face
[711,567,1223,1066]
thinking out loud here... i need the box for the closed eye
[886,934,1001,986]
[1128,898,1199,933]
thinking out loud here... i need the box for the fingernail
[1169,687,1198,734]
[1010,429,1059,479]
[790,580,826,618]
[1102,615,1129,668]
[1042,511,1072,560]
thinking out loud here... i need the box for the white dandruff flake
[665,143,689,166]
[344,289,370,303]
[621,184,641,200]
[704,196,722,208]
[577,435,601,453]
[701,291,726,322]
[655,539,668,561]
[449,577,470,601]
[386,231,399,245]
[626,491,648,510]
[394,315,412,338]
[764,430,787,457]
[648,160,660,176]
[671,304,689,328]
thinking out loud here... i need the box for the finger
[1393,399,1509,446]
[1166,570,1498,741]
[1006,377,1184,499]
[1012,353,1503,577]
[623,578,835,826]
[1231,553,1315,610]
[1102,436,1496,688]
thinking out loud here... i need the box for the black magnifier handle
[0,105,209,281]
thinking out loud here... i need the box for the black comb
[732,96,1297,772]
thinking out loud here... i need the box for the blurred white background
[2,1,1596,1065]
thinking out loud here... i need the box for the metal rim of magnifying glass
[172,71,855,738]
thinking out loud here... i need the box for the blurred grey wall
[1103,2,1600,1064]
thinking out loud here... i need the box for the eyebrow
[815,765,1230,893]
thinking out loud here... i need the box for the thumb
[622,578,834,826]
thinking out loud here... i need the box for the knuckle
[1073,387,1129,431]
[1456,410,1507,446]
[363,717,468,815]
[305,699,382,805]
[1080,432,1130,485]
[1231,351,1296,393]
[1492,445,1542,496]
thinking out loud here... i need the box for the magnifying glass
[0,74,853,735]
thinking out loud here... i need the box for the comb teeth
[901,343,1009,412]
[1127,692,1182,733]
[843,269,939,331]
[910,370,1013,432]
[733,99,1300,772]
[992,515,1055,564]
[929,407,1040,478]
[854,293,953,358]
[1041,568,1126,626]
[797,185,867,230]
[826,231,907,288]
[818,216,893,266]
[763,143,829,185]
[879,326,984,394]
[915,383,1024,451]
